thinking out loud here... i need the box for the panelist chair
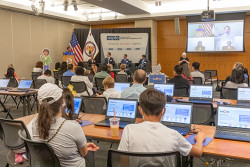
[18,131,60,167]
[0,119,31,167]
[107,149,181,167]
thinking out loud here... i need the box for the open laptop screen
[66,98,82,115]
[114,83,130,93]
[162,103,192,124]
[190,85,213,98]
[0,79,9,88]
[18,80,32,89]
[154,84,174,96]
[107,99,137,119]
[238,88,250,101]
[217,106,250,129]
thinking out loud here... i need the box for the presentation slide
[187,20,244,52]
[107,100,136,119]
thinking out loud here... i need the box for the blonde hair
[84,70,90,75]
[182,63,192,79]
[107,64,113,70]
[120,64,126,70]
[102,77,115,88]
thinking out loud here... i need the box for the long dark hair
[231,68,244,84]
[6,67,15,79]
[60,62,68,74]
[54,62,61,71]
[37,97,63,140]
[62,88,74,120]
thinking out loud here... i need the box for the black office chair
[95,77,105,91]
[144,63,152,73]
[191,103,214,125]
[107,149,181,167]
[0,119,31,167]
[57,73,63,81]
[221,87,237,100]
[7,77,18,88]
[201,71,212,85]
[61,76,72,88]
[70,81,90,96]
[53,71,59,85]
[18,131,61,167]
[82,96,107,114]
[34,79,47,89]
[130,63,136,74]
[193,77,203,85]
[31,72,41,81]
[205,70,219,85]
[174,87,189,97]
[115,74,128,83]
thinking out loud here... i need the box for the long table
[17,113,250,162]
[0,90,38,116]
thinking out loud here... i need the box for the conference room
[1,0,250,166]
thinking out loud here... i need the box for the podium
[63,55,76,71]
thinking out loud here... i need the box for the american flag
[201,24,213,37]
[69,32,83,65]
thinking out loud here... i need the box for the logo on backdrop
[84,41,97,57]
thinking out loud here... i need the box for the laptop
[148,74,166,84]
[0,79,10,90]
[114,83,130,93]
[237,87,250,106]
[154,83,175,97]
[161,103,193,136]
[214,105,250,142]
[65,97,82,120]
[9,80,33,92]
[189,85,213,103]
[95,98,138,129]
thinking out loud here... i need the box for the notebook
[189,85,213,103]
[95,98,138,129]
[237,87,250,106]
[114,83,130,93]
[161,103,193,135]
[214,105,250,142]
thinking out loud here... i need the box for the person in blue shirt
[121,69,146,100]
[64,47,74,55]
[121,54,130,68]
[63,64,75,76]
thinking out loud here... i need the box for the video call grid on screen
[107,99,137,119]
[65,98,82,114]
[187,20,244,52]
[162,104,192,124]
[217,106,250,129]
[190,85,213,98]
[18,80,32,89]
[238,88,250,101]
[114,83,130,93]
[154,84,174,96]
[0,79,9,87]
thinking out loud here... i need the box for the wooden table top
[17,113,250,161]
[173,97,237,108]
[0,89,38,96]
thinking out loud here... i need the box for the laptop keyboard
[168,126,190,135]
[95,120,131,129]
[215,130,250,141]
[189,100,212,104]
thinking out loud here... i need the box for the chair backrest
[57,73,63,81]
[34,79,47,89]
[95,77,105,90]
[221,87,237,99]
[32,72,41,81]
[144,63,152,73]
[130,63,136,74]
[0,118,30,150]
[61,76,72,87]
[82,96,107,114]
[205,70,217,78]
[70,81,90,95]
[107,149,181,167]
[191,103,214,125]
[201,72,211,81]
[18,131,61,167]
[174,87,189,97]
[193,77,203,85]
[7,77,18,88]
[87,74,94,83]
[115,74,128,83]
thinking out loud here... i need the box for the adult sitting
[121,69,146,99]
[26,83,99,167]
[33,61,43,73]
[63,64,76,77]
[168,65,190,90]
[71,66,93,96]
[191,62,205,84]
[225,68,248,88]
[93,64,111,84]
[37,70,55,84]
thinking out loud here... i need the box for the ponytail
[37,97,63,140]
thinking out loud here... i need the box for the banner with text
[100,33,149,64]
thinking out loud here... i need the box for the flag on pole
[69,32,83,65]
[83,28,99,61]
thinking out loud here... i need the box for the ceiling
[0,0,250,24]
